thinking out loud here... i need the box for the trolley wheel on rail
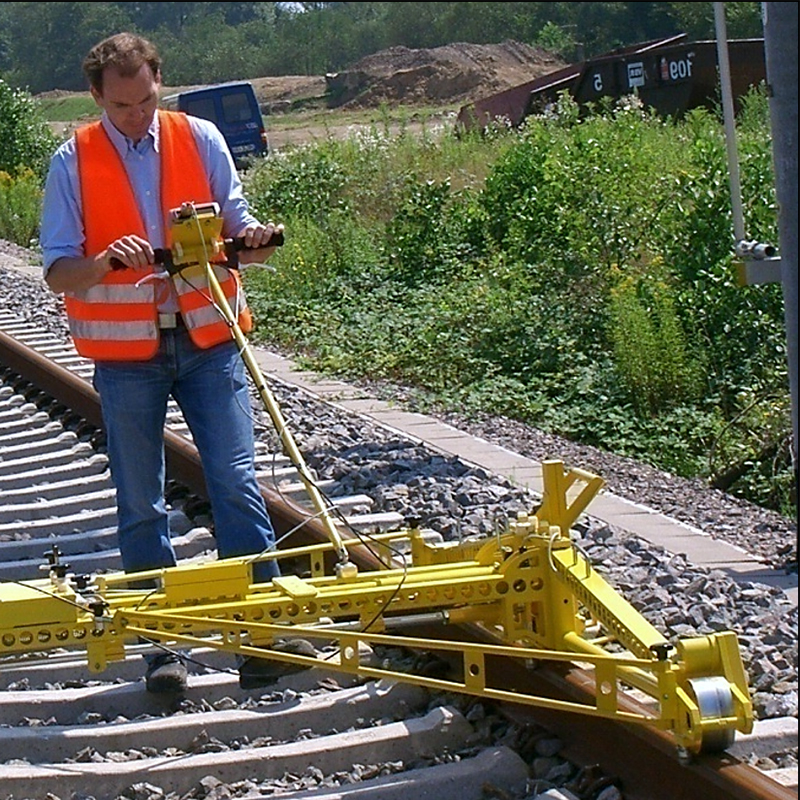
[688,676,737,754]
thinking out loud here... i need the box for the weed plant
[0,79,57,245]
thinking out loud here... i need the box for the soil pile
[251,40,566,112]
[324,40,566,108]
[41,40,566,117]
[42,41,567,145]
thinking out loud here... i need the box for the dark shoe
[238,638,317,689]
[145,652,188,694]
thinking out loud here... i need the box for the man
[40,32,312,693]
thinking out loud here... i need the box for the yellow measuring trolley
[0,204,754,762]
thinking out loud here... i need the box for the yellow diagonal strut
[167,202,356,577]
[0,459,753,757]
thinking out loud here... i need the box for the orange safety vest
[65,110,252,361]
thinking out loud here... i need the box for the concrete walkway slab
[254,350,798,607]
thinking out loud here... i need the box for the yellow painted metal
[113,613,665,724]
[550,542,669,659]
[0,579,80,627]
[162,559,252,603]
[536,460,606,533]
[0,458,754,756]
[0,201,756,756]
[168,202,226,267]
[169,202,354,573]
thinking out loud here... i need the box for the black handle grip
[109,248,170,271]
[228,230,285,250]
[108,231,284,272]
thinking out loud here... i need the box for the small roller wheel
[688,676,737,753]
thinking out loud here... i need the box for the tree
[2,2,133,92]
[0,2,767,93]
[667,2,763,40]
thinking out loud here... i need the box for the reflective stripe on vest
[67,110,251,361]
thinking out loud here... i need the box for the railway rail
[0,257,796,799]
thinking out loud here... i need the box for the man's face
[91,63,161,142]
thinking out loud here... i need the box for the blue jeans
[93,326,279,584]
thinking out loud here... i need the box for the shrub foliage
[7,84,792,516]
[243,90,792,515]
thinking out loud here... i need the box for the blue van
[161,81,268,169]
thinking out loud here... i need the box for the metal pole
[713,3,746,241]
[762,2,798,504]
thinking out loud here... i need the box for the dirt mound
[44,42,566,147]
[44,41,563,118]
[248,40,565,113]
[324,40,566,108]
[40,41,564,116]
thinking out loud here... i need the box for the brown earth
[233,40,565,110]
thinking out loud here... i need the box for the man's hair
[83,32,162,94]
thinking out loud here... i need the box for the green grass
[35,87,457,136]
[36,93,97,122]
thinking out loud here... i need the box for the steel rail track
[0,311,793,800]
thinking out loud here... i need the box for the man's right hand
[45,235,155,295]
[104,235,156,271]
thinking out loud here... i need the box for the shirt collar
[100,111,160,156]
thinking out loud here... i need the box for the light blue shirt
[40,111,258,275]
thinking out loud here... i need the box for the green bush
[10,79,791,515]
[0,169,43,247]
[0,79,58,180]
[609,269,704,415]
[242,90,790,515]
[0,80,57,246]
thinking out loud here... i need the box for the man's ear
[89,86,103,107]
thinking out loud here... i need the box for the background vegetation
[239,90,791,517]
[0,2,764,93]
[0,2,792,518]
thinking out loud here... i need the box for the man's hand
[105,234,156,271]
[45,234,156,295]
[236,221,285,265]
